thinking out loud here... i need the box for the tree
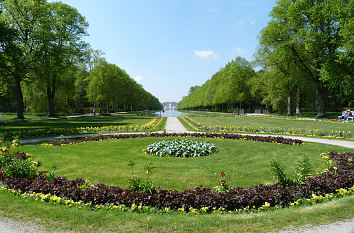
[259,0,353,117]
[32,1,88,116]
[179,57,255,112]
[188,86,200,95]
[1,0,48,118]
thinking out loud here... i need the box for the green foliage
[215,171,229,192]
[45,171,56,182]
[127,177,153,194]
[257,0,353,116]
[295,155,313,185]
[144,139,217,157]
[179,57,255,111]
[126,161,154,194]
[271,155,313,187]
[0,0,162,117]
[127,160,137,177]
[3,159,38,178]
[270,160,291,188]
[87,59,162,112]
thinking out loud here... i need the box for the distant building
[162,102,178,110]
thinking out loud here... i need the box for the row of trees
[0,0,162,118]
[179,0,353,117]
[179,57,256,112]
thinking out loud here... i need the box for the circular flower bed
[143,139,217,157]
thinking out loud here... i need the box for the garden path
[279,218,354,233]
[0,216,46,233]
[164,117,188,133]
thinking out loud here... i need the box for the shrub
[128,178,153,194]
[0,142,39,179]
[295,155,313,185]
[3,159,38,178]
[270,160,292,188]
[144,139,217,157]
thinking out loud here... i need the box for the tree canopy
[180,0,353,116]
[0,0,162,116]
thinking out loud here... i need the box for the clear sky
[55,0,277,103]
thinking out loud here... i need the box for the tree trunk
[295,88,302,115]
[315,81,326,118]
[287,95,293,116]
[47,85,55,117]
[47,75,56,117]
[15,78,25,119]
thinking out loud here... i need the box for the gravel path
[164,116,189,133]
[2,117,354,232]
[279,219,354,233]
[0,216,48,233]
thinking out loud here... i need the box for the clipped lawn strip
[1,152,352,214]
[181,115,354,140]
[44,132,304,146]
[0,117,163,140]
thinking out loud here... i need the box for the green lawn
[22,137,353,191]
[3,136,354,232]
[0,112,69,121]
[0,114,164,140]
[0,190,353,232]
[185,115,354,139]
[0,115,155,131]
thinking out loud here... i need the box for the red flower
[221,180,226,185]
[219,173,225,177]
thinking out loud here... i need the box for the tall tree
[258,0,352,117]
[1,0,48,118]
[32,1,88,116]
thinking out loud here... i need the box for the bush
[270,160,292,188]
[3,159,38,178]
[295,155,313,185]
[144,139,217,157]
[128,178,153,194]
[271,155,313,187]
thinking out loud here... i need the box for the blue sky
[56,0,277,102]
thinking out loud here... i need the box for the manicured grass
[22,137,353,191]
[153,117,167,131]
[0,190,352,232]
[190,115,354,136]
[0,115,157,133]
[0,112,69,121]
[178,116,196,131]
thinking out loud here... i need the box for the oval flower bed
[42,132,304,146]
[0,148,353,215]
[143,139,217,157]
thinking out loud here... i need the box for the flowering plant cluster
[0,117,163,141]
[0,140,39,178]
[1,185,352,215]
[43,132,303,146]
[181,116,353,140]
[1,151,352,214]
[215,172,229,192]
[143,139,217,157]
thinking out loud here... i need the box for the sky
[54,0,277,103]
